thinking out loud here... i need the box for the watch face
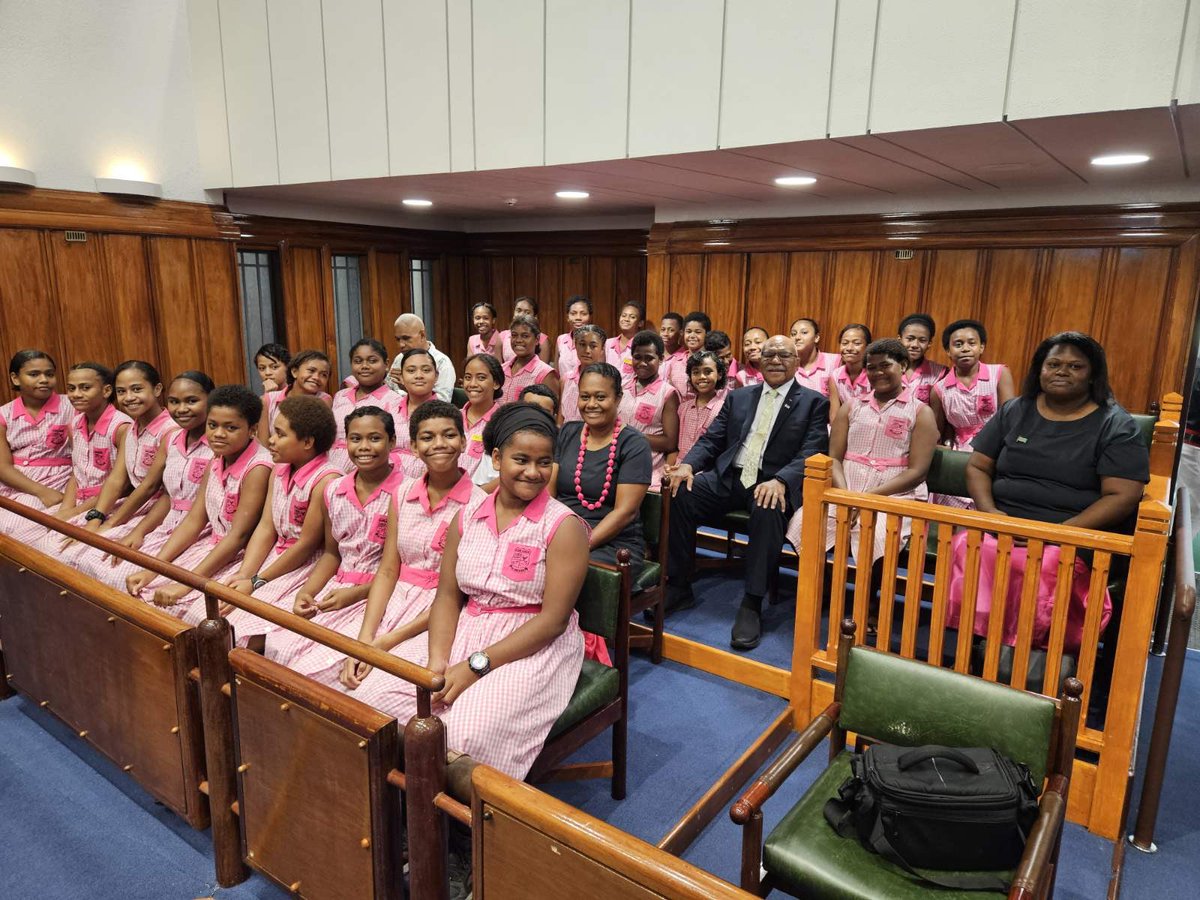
[469,651,488,674]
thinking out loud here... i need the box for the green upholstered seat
[548,659,619,739]
[763,753,1009,900]
[451,386,468,408]
[762,647,1055,898]
[640,490,663,546]
[634,561,661,593]
[1131,413,1155,449]
[926,446,971,499]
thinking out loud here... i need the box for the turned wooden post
[405,691,449,900]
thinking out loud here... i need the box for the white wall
[0,0,207,201]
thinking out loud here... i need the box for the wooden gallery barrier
[0,497,455,900]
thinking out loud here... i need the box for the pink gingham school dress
[13,404,132,546]
[736,364,764,388]
[140,441,272,616]
[80,432,213,590]
[390,394,430,479]
[665,349,694,399]
[903,358,948,405]
[501,330,550,364]
[468,330,503,359]
[263,388,332,436]
[352,489,585,779]
[618,376,678,489]
[285,471,481,685]
[604,336,635,380]
[501,355,554,405]
[460,403,499,479]
[215,454,342,640]
[794,352,839,398]
[265,468,404,672]
[832,365,872,405]
[787,389,927,558]
[554,332,579,378]
[677,389,728,461]
[560,369,583,423]
[0,393,74,534]
[929,363,1007,509]
[329,383,404,472]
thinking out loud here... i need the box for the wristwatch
[250,575,268,591]
[85,509,108,524]
[467,651,491,678]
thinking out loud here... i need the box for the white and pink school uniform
[329,383,404,472]
[554,332,579,379]
[468,330,504,359]
[262,388,333,435]
[390,394,431,480]
[460,403,499,481]
[794,352,840,397]
[0,393,75,534]
[677,389,728,461]
[352,489,584,780]
[284,471,482,686]
[735,363,764,388]
[930,363,1007,509]
[79,431,214,590]
[501,330,550,364]
[903,358,948,404]
[787,388,927,557]
[208,454,342,640]
[832,365,872,404]
[618,376,678,489]
[604,336,636,380]
[136,440,273,615]
[265,467,404,672]
[560,369,583,423]
[501,355,554,406]
[664,349,696,399]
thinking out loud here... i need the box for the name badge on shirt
[468,434,485,458]
[1016,436,1028,444]
[501,543,541,582]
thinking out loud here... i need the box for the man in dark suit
[666,334,830,650]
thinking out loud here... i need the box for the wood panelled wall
[0,190,245,385]
[647,209,1200,414]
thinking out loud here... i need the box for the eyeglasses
[760,350,796,360]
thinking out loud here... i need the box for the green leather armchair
[731,620,1082,899]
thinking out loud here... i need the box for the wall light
[1091,153,1150,166]
[402,198,433,207]
[556,190,589,199]
[775,175,817,186]
[0,166,36,187]
[95,177,162,199]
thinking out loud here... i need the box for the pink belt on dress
[399,564,439,589]
[844,452,908,471]
[171,498,193,511]
[465,598,541,616]
[77,485,103,500]
[14,456,69,467]
[337,568,374,585]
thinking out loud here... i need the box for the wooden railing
[792,454,1170,840]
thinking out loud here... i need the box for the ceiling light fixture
[555,190,589,199]
[774,175,817,186]
[1091,153,1150,166]
[95,177,162,199]
[402,198,433,207]
[0,166,36,187]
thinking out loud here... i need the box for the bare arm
[543,371,561,397]
[99,436,169,530]
[586,481,648,550]
[827,379,842,422]
[251,472,339,582]
[996,367,1016,406]
[829,402,850,490]
[966,452,1000,513]
[1062,476,1145,531]
[0,424,64,505]
[294,501,343,615]
[645,392,679,454]
[928,389,950,444]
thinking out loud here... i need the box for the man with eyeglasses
[665,335,829,650]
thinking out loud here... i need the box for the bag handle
[896,746,980,774]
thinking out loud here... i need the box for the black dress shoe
[730,607,762,651]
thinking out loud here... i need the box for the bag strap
[866,822,1012,892]
[895,745,980,774]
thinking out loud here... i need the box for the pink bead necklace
[575,419,622,511]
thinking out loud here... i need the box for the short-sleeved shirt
[972,396,1150,530]
[554,422,652,555]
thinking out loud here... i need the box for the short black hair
[519,383,560,415]
[573,324,607,344]
[172,370,215,394]
[579,361,623,398]
[255,343,290,366]
[287,349,330,385]
[790,317,821,336]
[70,361,114,387]
[686,350,728,391]
[349,338,389,361]
[208,384,264,426]
[683,311,712,332]
[464,352,505,399]
[345,405,395,441]
[409,399,464,443]
[9,349,56,377]
[513,295,540,316]
[704,330,731,351]
[509,314,541,340]
[630,329,664,357]
[400,347,437,370]
[1022,331,1113,406]
[566,295,594,316]
[865,338,908,367]
[941,319,988,350]
[743,325,768,339]
[661,311,684,328]
[838,323,872,343]
[898,313,936,339]
[620,301,646,320]
[277,395,337,455]
[114,360,162,387]
[470,301,498,318]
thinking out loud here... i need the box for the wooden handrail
[0,494,444,693]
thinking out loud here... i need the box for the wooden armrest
[1007,785,1067,900]
[730,702,839,824]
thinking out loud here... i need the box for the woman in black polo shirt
[945,332,1149,656]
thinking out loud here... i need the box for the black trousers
[668,468,791,599]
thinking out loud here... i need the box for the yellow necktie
[740,388,777,488]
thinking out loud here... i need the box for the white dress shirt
[389,341,456,402]
[735,382,790,470]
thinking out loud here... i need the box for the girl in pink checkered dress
[9,363,133,546]
[54,361,176,563]
[666,312,709,398]
[329,340,402,473]
[828,324,874,422]
[264,406,401,673]
[790,318,839,398]
[467,301,503,359]
[317,402,481,689]
[672,350,729,463]
[351,403,589,780]
[80,373,216,590]
[604,302,645,380]
[617,330,679,490]
[554,296,593,378]
[929,320,1016,509]
[501,316,559,405]
[788,339,938,560]
[459,354,502,482]
[499,297,551,364]
[0,351,74,535]
[258,349,332,446]
[125,386,272,616]
[205,396,341,645]
[898,313,949,404]
[738,327,768,387]
[559,325,607,424]
[392,347,442,479]
[658,312,688,393]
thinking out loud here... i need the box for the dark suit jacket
[682,381,830,507]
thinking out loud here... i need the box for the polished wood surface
[472,765,753,900]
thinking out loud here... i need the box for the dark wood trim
[0,187,239,239]
[461,228,649,257]
[231,212,463,254]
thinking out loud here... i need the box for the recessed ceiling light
[774,175,817,186]
[402,198,433,207]
[555,190,589,199]
[1091,153,1150,166]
